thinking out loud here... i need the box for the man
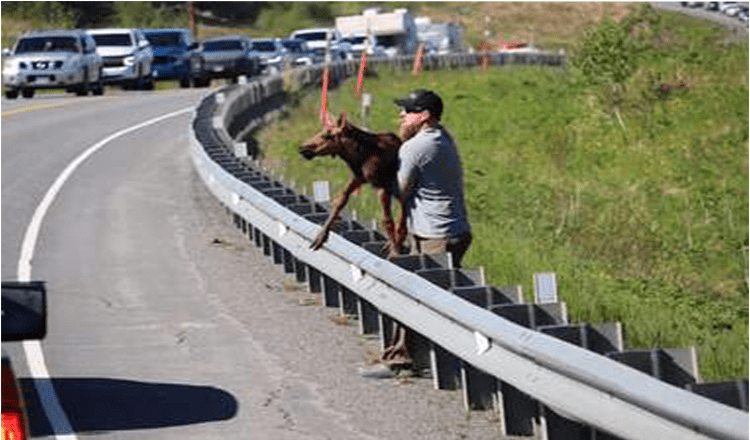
[360,89,472,378]
[395,89,472,268]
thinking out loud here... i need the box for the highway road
[1,89,510,439]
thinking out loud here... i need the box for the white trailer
[335,8,418,57]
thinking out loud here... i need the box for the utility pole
[189,1,197,40]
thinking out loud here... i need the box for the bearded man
[360,90,472,378]
[395,89,472,268]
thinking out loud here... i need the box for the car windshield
[15,36,79,54]
[281,41,302,52]
[144,32,184,47]
[91,34,133,47]
[203,40,243,52]
[251,41,277,52]
[350,36,367,45]
[294,32,327,42]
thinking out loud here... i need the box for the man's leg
[410,232,472,268]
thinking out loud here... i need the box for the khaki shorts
[408,230,473,268]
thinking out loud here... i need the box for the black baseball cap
[394,89,443,120]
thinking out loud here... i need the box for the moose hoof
[382,241,403,258]
[310,231,329,251]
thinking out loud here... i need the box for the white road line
[16,106,194,440]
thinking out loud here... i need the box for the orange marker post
[355,52,367,96]
[320,65,330,123]
[412,43,424,77]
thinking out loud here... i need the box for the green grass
[255,10,748,381]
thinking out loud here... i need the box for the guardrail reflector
[351,264,364,282]
[475,331,491,355]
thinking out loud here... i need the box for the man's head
[395,89,443,140]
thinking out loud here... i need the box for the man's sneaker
[358,363,395,379]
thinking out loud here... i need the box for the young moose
[300,112,406,257]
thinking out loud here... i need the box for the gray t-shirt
[397,124,471,239]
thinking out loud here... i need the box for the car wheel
[92,81,105,96]
[92,68,105,96]
[76,69,90,96]
[21,88,34,99]
[179,77,191,88]
[5,89,19,99]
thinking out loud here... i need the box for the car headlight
[18,61,27,70]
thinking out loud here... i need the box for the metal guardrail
[189,53,749,440]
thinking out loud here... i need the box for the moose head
[299,111,350,160]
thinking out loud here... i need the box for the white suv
[2,29,104,99]
[290,28,352,62]
[87,28,154,90]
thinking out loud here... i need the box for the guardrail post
[294,258,308,284]
[322,274,340,307]
[687,380,749,411]
[306,265,322,293]
[339,285,358,316]
[357,297,379,335]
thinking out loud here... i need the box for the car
[141,28,200,88]
[719,1,739,14]
[248,38,284,74]
[277,38,318,67]
[290,28,351,62]
[2,29,104,99]
[2,281,48,440]
[705,1,720,10]
[737,6,749,23]
[192,36,261,87]
[87,28,154,90]
[344,33,386,58]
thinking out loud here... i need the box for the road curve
[2,89,514,439]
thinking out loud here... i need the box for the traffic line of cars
[1,26,354,100]
[681,1,750,25]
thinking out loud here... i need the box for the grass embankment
[255,10,748,381]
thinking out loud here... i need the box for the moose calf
[300,112,406,257]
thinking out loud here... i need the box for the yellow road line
[2,101,70,117]
[2,95,117,117]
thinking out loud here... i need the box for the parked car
[2,281,47,440]
[290,28,351,62]
[705,2,720,10]
[2,29,104,99]
[248,38,284,74]
[344,33,386,58]
[192,36,261,87]
[719,1,739,14]
[737,6,749,23]
[277,38,317,67]
[87,28,154,90]
[723,2,743,16]
[141,28,201,88]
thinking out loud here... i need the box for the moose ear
[320,111,336,130]
[338,112,347,127]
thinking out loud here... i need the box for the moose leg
[378,188,401,257]
[381,322,411,367]
[311,178,363,250]
[394,195,408,253]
